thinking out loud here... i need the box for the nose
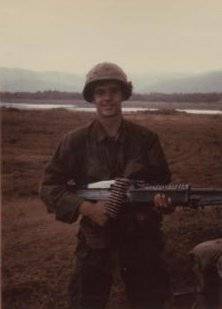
[103,90,112,101]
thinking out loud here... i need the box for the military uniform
[40,118,171,308]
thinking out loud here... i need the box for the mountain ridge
[1,67,222,93]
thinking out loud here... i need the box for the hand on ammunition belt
[79,178,130,225]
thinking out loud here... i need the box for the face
[93,81,123,118]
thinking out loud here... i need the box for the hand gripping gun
[76,179,222,218]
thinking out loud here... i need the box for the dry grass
[1,107,222,308]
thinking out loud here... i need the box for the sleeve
[39,134,84,224]
[146,133,171,185]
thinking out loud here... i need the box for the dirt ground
[1,107,222,308]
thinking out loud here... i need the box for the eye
[94,88,105,96]
[111,87,121,95]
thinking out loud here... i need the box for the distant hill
[146,71,222,93]
[0,68,83,92]
[0,67,222,93]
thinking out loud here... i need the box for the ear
[126,81,133,98]
[122,81,133,101]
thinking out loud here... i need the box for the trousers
[69,210,171,309]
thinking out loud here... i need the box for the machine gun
[75,179,222,218]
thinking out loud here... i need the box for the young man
[40,62,172,309]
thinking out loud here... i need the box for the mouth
[101,105,115,110]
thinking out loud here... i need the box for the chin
[100,108,121,117]
[102,112,117,118]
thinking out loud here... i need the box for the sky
[1,0,222,76]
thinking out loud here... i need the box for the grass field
[1,107,222,308]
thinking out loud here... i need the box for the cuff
[55,192,84,224]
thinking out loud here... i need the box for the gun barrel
[190,187,222,207]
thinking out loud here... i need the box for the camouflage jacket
[40,118,171,248]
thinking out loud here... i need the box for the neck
[97,114,123,137]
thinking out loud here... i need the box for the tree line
[1,90,222,103]
[0,91,82,101]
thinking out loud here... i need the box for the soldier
[40,62,173,309]
[190,238,222,309]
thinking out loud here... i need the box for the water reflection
[1,102,222,115]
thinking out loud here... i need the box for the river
[1,102,222,115]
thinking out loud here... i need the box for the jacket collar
[91,118,128,144]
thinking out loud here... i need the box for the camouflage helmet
[82,62,132,102]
